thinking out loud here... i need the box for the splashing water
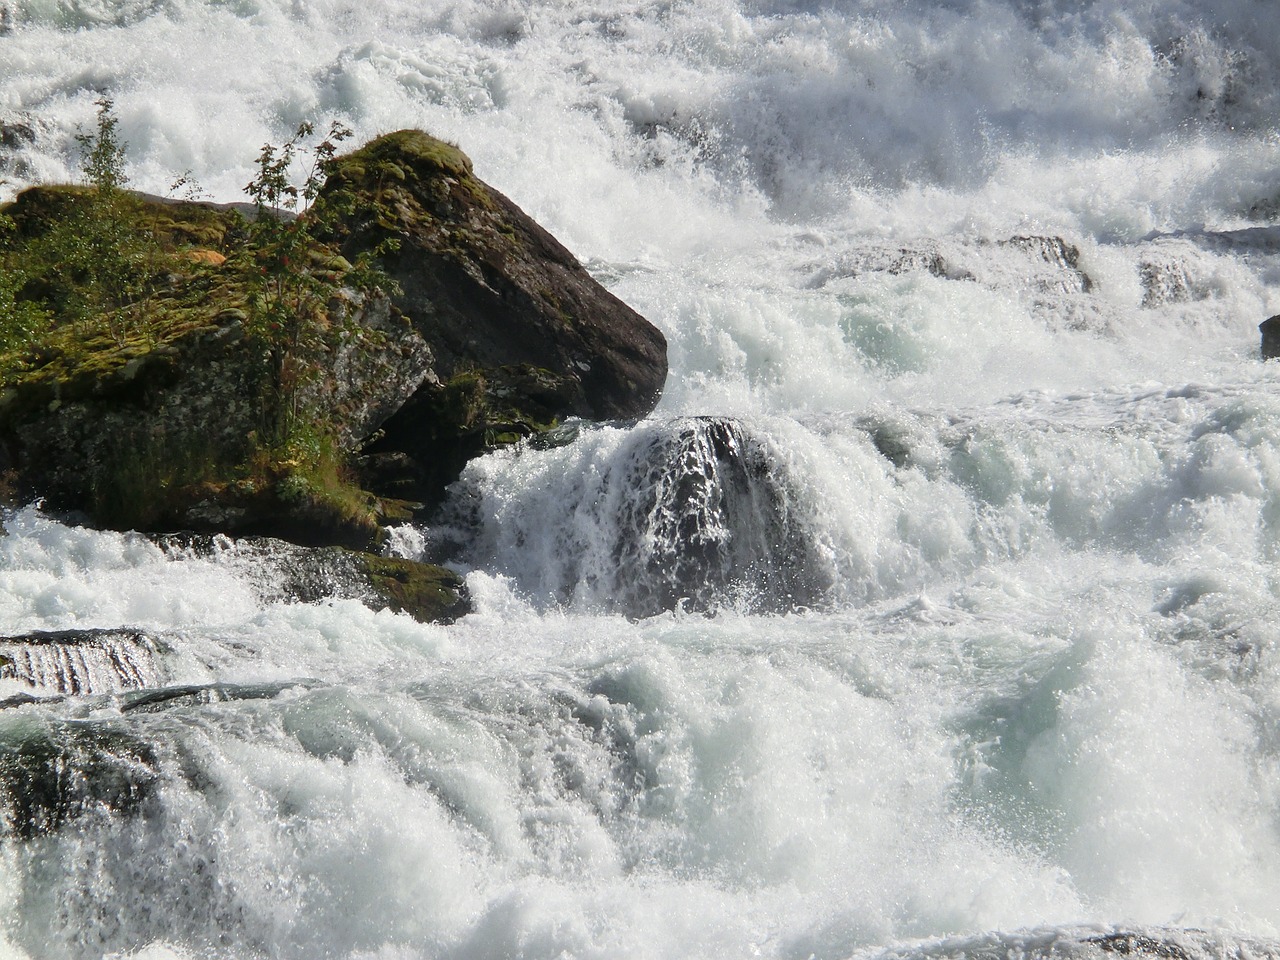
[4,0,1280,957]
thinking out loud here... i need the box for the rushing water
[5,1,1280,958]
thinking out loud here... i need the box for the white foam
[4,0,1280,956]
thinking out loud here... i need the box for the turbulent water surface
[5,1,1280,958]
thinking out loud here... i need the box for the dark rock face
[322,130,666,420]
[318,130,668,503]
[0,720,160,839]
[1261,315,1280,359]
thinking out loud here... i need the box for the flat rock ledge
[154,533,470,624]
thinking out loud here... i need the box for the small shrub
[241,121,352,442]
[0,98,158,346]
[241,121,397,450]
[74,96,128,193]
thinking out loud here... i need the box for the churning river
[5,0,1280,957]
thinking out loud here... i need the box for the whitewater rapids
[4,0,1280,957]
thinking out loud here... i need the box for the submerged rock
[0,719,160,839]
[0,112,44,181]
[155,532,471,624]
[118,679,321,714]
[444,416,833,616]
[997,235,1095,294]
[1261,314,1280,359]
[606,417,833,615]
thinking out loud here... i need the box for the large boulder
[317,130,668,500]
[0,130,665,622]
[0,129,667,540]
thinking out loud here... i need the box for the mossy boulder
[319,131,667,423]
[0,130,666,593]
[0,188,430,548]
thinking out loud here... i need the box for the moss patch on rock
[353,553,470,623]
[153,532,471,623]
[0,184,423,548]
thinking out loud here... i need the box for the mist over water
[5,0,1280,958]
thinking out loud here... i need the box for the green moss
[4,185,239,260]
[373,497,417,525]
[144,203,239,249]
[318,129,499,240]
[424,365,566,458]
[0,177,395,545]
[439,370,488,431]
[339,129,474,181]
[268,447,383,549]
[0,273,256,420]
[354,553,470,623]
[3,184,98,237]
[0,186,250,379]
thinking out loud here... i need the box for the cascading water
[0,628,161,696]
[426,417,839,615]
[5,0,1280,958]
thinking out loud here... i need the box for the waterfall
[0,629,162,696]
[4,0,1280,956]
[434,417,839,615]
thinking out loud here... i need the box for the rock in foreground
[0,129,667,609]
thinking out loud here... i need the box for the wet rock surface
[0,719,161,840]
[155,532,471,623]
[1261,314,1280,359]
[0,627,162,695]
